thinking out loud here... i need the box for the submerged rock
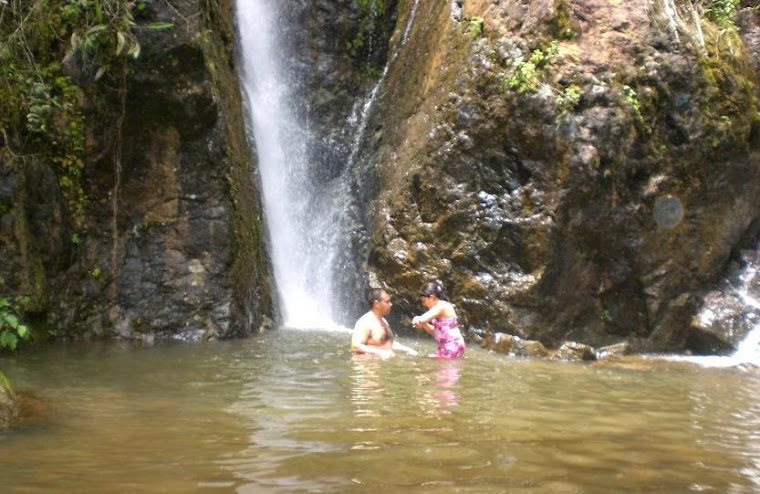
[481,331,549,358]
[0,374,19,429]
[553,341,597,361]
[481,330,637,362]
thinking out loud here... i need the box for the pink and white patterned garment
[430,316,466,359]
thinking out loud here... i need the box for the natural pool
[1,328,759,493]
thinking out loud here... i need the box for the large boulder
[355,0,760,352]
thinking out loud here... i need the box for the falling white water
[674,324,760,369]
[671,268,760,369]
[234,0,422,329]
[235,0,337,328]
[345,0,421,168]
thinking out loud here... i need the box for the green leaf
[0,311,19,329]
[0,371,14,394]
[145,22,174,30]
[17,324,29,339]
[0,330,18,351]
[116,31,126,56]
[86,24,108,36]
[94,0,102,23]
[95,66,108,80]
[128,42,141,59]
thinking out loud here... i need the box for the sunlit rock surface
[354,0,760,352]
[1,0,758,353]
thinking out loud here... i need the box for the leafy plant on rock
[468,16,485,36]
[555,84,581,123]
[702,0,741,32]
[0,0,171,232]
[0,298,30,351]
[347,0,387,74]
[503,41,559,93]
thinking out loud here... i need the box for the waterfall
[693,288,760,368]
[672,254,760,369]
[235,0,337,328]
[235,1,420,328]
[345,0,421,169]
[675,324,760,369]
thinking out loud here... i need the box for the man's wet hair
[367,288,387,308]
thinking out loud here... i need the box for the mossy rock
[0,372,20,429]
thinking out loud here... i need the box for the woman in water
[412,282,466,359]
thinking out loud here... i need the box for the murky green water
[1,329,759,493]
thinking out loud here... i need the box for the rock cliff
[0,0,274,341]
[1,0,758,354]
[357,0,760,352]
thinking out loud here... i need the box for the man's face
[376,291,392,316]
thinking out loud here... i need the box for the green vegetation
[346,0,387,75]
[622,85,642,118]
[599,308,612,324]
[468,16,485,36]
[0,370,14,394]
[503,41,559,93]
[555,84,581,123]
[0,297,30,351]
[0,0,170,231]
[703,0,741,31]
[548,0,580,40]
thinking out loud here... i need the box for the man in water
[352,289,418,358]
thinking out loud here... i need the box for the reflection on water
[350,356,384,419]
[1,330,760,493]
[415,360,461,416]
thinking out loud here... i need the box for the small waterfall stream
[235,0,420,328]
[345,0,421,169]
[673,252,760,368]
[675,324,760,369]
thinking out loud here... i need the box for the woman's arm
[413,321,434,336]
[413,303,445,326]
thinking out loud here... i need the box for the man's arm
[392,340,419,356]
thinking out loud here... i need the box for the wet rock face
[357,0,760,351]
[689,248,760,354]
[0,376,19,428]
[88,0,275,340]
[0,0,274,340]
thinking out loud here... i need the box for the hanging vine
[0,0,172,238]
[111,62,127,281]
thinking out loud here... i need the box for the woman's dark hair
[419,281,448,301]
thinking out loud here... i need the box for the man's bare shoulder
[354,311,375,331]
